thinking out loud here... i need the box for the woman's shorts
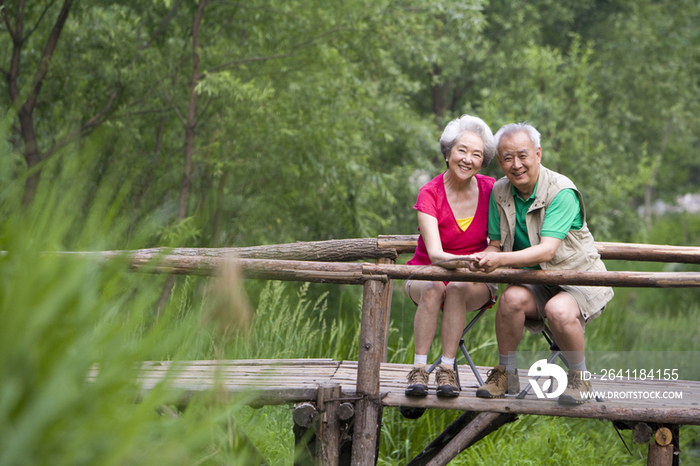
[404,280,498,308]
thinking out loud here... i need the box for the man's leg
[543,292,585,367]
[544,292,593,405]
[477,285,539,398]
[496,285,540,357]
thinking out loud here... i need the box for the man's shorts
[517,283,609,334]
[404,280,498,308]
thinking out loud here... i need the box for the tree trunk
[644,120,672,229]
[213,168,229,246]
[159,0,207,314]
[10,0,74,205]
[177,0,207,220]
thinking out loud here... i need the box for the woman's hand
[436,256,477,269]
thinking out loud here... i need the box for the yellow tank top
[457,216,474,231]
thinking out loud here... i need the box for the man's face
[497,131,542,198]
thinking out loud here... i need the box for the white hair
[494,123,541,154]
[439,115,496,167]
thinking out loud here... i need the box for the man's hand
[471,251,501,273]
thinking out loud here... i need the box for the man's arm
[472,237,562,273]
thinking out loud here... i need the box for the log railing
[64,234,700,264]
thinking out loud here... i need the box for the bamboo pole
[126,256,700,288]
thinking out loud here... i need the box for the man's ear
[536,147,542,164]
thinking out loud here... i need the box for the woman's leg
[408,280,446,357]
[441,282,493,359]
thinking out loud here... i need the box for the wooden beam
[362,262,700,288]
[53,236,700,264]
[384,393,700,426]
[407,411,517,466]
[378,235,700,264]
[126,255,700,288]
[72,237,398,262]
[423,412,505,466]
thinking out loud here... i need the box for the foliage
[3,0,700,464]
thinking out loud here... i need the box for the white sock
[414,354,428,366]
[441,355,455,366]
[499,353,516,374]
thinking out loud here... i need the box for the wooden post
[377,257,395,362]
[294,402,319,466]
[317,384,342,466]
[648,427,674,466]
[350,268,391,466]
[648,444,674,465]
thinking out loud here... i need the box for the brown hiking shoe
[475,365,520,398]
[558,370,593,405]
[405,364,430,397]
[435,364,460,397]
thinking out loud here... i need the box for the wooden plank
[121,360,700,424]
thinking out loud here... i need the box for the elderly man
[472,123,613,405]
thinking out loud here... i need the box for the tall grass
[0,146,266,465]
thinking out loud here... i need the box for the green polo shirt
[488,183,583,269]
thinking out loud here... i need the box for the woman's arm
[417,211,474,268]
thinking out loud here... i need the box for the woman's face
[446,131,484,181]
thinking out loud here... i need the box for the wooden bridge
[135,359,700,426]
[93,235,700,466]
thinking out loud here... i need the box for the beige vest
[492,165,613,320]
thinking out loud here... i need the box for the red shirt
[408,173,495,266]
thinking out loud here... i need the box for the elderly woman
[405,115,497,398]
